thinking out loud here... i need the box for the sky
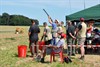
[0,0,100,25]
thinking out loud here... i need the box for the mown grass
[0,26,100,67]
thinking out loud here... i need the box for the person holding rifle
[43,9,58,37]
[48,16,58,38]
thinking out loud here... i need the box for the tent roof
[66,4,100,21]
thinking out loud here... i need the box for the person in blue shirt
[48,16,58,38]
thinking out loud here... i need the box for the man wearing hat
[48,33,65,62]
[76,18,87,60]
[48,16,58,38]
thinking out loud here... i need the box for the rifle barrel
[43,9,49,16]
[43,9,53,22]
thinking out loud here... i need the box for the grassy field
[0,26,100,67]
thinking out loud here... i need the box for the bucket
[18,45,27,57]
[38,41,45,50]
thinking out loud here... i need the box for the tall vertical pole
[69,0,71,14]
[84,0,86,9]
[99,0,100,4]
[0,0,2,14]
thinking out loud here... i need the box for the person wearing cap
[58,21,67,50]
[76,18,87,60]
[48,16,58,38]
[67,20,76,56]
[48,33,65,62]
[51,33,65,52]
[40,33,65,62]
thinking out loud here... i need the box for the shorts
[45,40,52,45]
[78,37,86,46]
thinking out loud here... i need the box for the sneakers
[79,56,84,60]
[40,58,44,63]
[68,53,75,56]
[64,57,72,63]
[72,53,75,56]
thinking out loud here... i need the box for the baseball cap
[80,18,84,21]
[61,33,66,38]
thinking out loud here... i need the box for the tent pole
[69,0,71,14]
[84,0,86,9]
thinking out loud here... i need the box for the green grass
[0,26,100,67]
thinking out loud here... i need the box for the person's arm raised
[48,16,53,24]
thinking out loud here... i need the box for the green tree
[2,13,10,25]
[0,13,39,26]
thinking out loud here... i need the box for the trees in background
[0,13,39,26]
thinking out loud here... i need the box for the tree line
[0,13,39,26]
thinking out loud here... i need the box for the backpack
[63,56,72,63]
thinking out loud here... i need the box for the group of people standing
[67,18,100,59]
[28,17,100,63]
[28,16,66,63]
[67,18,87,60]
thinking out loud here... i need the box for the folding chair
[50,47,64,63]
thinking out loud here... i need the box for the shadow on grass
[13,53,18,57]
[13,53,31,58]
[41,61,50,64]
[5,37,16,40]
[70,57,76,59]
